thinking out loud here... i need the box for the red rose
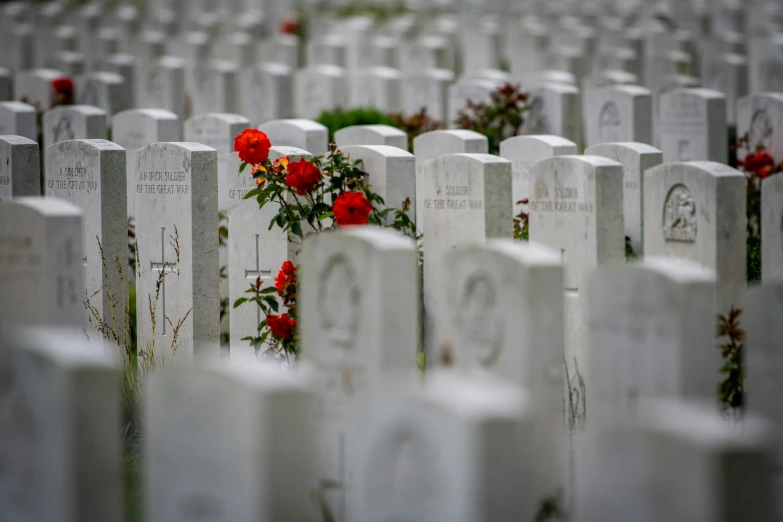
[333,191,373,226]
[234,129,272,165]
[744,151,775,174]
[275,260,297,294]
[266,313,296,340]
[279,18,298,34]
[284,158,321,195]
[51,76,74,106]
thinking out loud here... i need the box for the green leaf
[318,211,334,221]
[239,162,247,173]
[291,220,303,237]
[264,297,279,312]
[260,286,278,294]
[243,188,261,200]
[275,213,286,227]
[233,297,248,308]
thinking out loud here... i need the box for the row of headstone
[2,225,781,520]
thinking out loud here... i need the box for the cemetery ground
[3,0,783,520]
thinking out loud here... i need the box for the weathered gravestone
[339,145,415,225]
[0,66,10,100]
[258,119,329,156]
[658,88,728,163]
[402,69,454,122]
[144,361,319,522]
[585,142,663,257]
[643,161,746,316]
[241,62,294,125]
[700,52,747,124]
[421,153,512,314]
[434,240,566,516]
[227,146,312,362]
[528,155,625,394]
[143,56,186,119]
[524,83,582,148]
[584,84,653,147]
[335,124,408,150]
[45,139,127,346]
[0,197,84,328]
[300,227,419,522]
[0,135,40,200]
[191,60,238,115]
[295,64,348,120]
[447,76,501,125]
[43,105,107,150]
[413,129,488,234]
[346,371,534,522]
[112,108,181,220]
[135,142,219,361]
[76,71,131,117]
[13,68,67,110]
[0,101,37,141]
[585,258,717,417]
[576,399,773,522]
[351,66,402,112]
[737,92,783,162]
[762,173,783,283]
[0,327,123,522]
[499,135,577,225]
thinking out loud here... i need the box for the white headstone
[76,71,131,118]
[258,119,329,156]
[447,76,501,125]
[335,125,408,150]
[0,135,40,199]
[45,139,127,344]
[585,142,663,257]
[737,92,783,162]
[402,69,454,122]
[0,197,84,327]
[191,60,238,115]
[112,108,181,220]
[0,66,10,100]
[700,52,748,124]
[241,62,294,125]
[135,142,219,361]
[13,68,68,110]
[350,66,402,112]
[658,88,728,163]
[0,327,123,522]
[143,56,187,119]
[43,105,107,150]
[300,227,419,522]
[144,361,319,522]
[525,82,582,148]
[584,85,653,147]
[0,101,37,141]
[643,161,746,316]
[762,173,783,283]
[295,65,348,120]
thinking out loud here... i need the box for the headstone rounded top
[11,195,83,217]
[586,142,663,155]
[8,327,116,366]
[261,62,293,74]
[500,134,577,149]
[610,84,653,96]
[339,144,413,159]
[365,66,401,79]
[337,225,415,251]
[0,135,37,146]
[642,256,716,283]
[18,68,67,81]
[81,71,125,84]
[338,124,406,138]
[663,87,726,100]
[186,113,251,126]
[414,129,487,145]
[647,161,744,179]
[445,153,511,165]
[483,239,562,266]
[46,105,108,117]
[556,154,624,169]
[0,101,36,113]
[113,108,179,122]
[140,142,217,153]
[259,119,328,132]
[268,146,312,158]
[531,81,579,94]
[308,64,345,76]
[49,138,124,152]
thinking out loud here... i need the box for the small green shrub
[316,107,395,142]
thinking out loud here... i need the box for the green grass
[125,452,143,522]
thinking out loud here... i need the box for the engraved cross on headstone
[150,227,179,335]
[245,233,272,327]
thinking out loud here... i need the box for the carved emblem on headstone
[319,255,360,351]
[53,114,75,144]
[748,109,773,152]
[456,272,503,366]
[598,101,621,143]
[663,184,697,243]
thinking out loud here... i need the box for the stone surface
[524,82,582,148]
[143,56,186,119]
[658,88,727,163]
[584,84,653,147]
[0,101,37,141]
[76,71,131,117]
[112,108,181,220]
[135,142,219,361]
[737,92,783,162]
[0,327,123,522]
[499,135,577,226]
[762,173,783,283]
[191,59,238,115]
[339,145,415,224]
[0,197,84,328]
[258,119,329,156]
[335,125,408,150]
[447,76,501,125]
[643,161,746,316]
[300,227,419,522]
[585,142,663,257]
[227,146,311,361]
[0,135,40,199]
[45,139,127,344]
[241,62,294,125]
[295,64,348,120]
[144,361,319,522]
[402,69,453,122]
[13,68,67,110]
[43,105,107,150]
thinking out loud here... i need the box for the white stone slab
[737,92,783,162]
[191,60,238,115]
[144,361,319,522]
[0,135,40,199]
[658,88,728,163]
[295,64,348,120]
[700,52,747,124]
[112,108,181,220]
[258,119,328,156]
[143,56,186,120]
[762,173,783,283]
[45,139,127,344]
[76,71,131,118]
[643,161,746,316]
[0,197,84,328]
[135,142,219,361]
[447,76,501,125]
[524,82,582,148]
[43,105,107,150]
[402,68,454,122]
[13,68,68,110]
[585,142,663,257]
[335,125,408,150]
[300,227,419,522]
[0,101,37,141]
[584,84,653,147]
[241,62,294,125]
[350,66,402,112]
